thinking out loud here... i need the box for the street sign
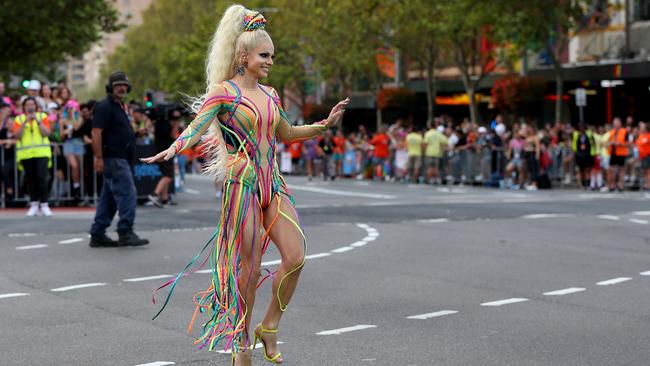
[575,88,587,107]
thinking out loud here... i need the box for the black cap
[108,71,130,88]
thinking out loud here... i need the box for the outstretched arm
[275,95,349,144]
[141,86,227,164]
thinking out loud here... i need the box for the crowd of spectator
[278,114,650,193]
[1,77,649,217]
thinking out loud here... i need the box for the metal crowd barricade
[0,142,100,207]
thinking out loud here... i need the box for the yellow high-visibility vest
[15,113,52,163]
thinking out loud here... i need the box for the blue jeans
[90,158,137,235]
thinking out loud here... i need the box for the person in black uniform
[89,72,149,247]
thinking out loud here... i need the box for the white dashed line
[15,244,49,250]
[629,218,649,225]
[521,213,575,219]
[261,259,282,266]
[133,362,176,366]
[123,275,174,282]
[596,277,632,286]
[0,293,30,300]
[407,310,458,320]
[289,185,395,199]
[481,298,529,307]
[640,271,650,276]
[196,269,212,274]
[305,253,331,260]
[217,342,284,354]
[316,324,377,335]
[183,188,200,195]
[8,233,37,237]
[597,215,620,221]
[51,283,107,292]
[631,211,650,216]
[543,287,586,296]
[58,237,84,245]
[416,218,449,223]
[331,246,354,253]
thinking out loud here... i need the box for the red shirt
[371,133,390,158]
[333,136,346,154]
[288,141,303,159]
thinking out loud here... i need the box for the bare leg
[231,183,263,365]
[258,196,306,362]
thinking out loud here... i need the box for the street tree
[437,1,507,124]
[0,0,121,78]
[502,0,583,124]
[388,0,445,125]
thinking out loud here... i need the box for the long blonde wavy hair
[194,4,273,181]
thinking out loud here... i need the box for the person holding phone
[13,97,52,216]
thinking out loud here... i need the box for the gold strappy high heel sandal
[253,323,283,364]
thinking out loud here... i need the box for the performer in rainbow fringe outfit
[142,4,348,366]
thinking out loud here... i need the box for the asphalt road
[1,175,649,366]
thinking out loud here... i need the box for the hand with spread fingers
[140,146,176,164]
[325,97,350,128]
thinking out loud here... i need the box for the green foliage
[0,0,121,77]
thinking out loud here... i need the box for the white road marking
[51,283,106,292]
[184,188,200,195]
[596,277,632,286]
[356,223,369,229]
[416,218,449,223]
[481,298,529,307]
[331,246,354,253]
[521,213,575,219]
[407,310,458,320]
[543,287,586,296]
[261,259,281,266]
[288,185,395,199]
[363,236,376,242]
[629,218,649,225]
[351,241,367,247]
[58,237,84,245]
[217,342,284,354]
[15,244,49,250]
[305,252,331,260]
[317,324,377,335]
[597,215,619,221]
[196,269,212,274]
[123,274,174,282]
[640,271,650,276]
[631,211,650,216]
[133,362,176,366]
[0,293,30,299]
[8,233,37,237]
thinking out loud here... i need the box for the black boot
[89,233,119,247]
[118,230,150,246]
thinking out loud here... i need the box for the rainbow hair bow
[243,12,266,31]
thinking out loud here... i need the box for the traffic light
[144,91,154,108]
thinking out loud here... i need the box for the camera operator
[147,108,180,207]
[89,71,148,247]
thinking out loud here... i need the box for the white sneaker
[40,203,52,217]
[600,186,610,193]
[26,202,39,217]
[525,185,538,191]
